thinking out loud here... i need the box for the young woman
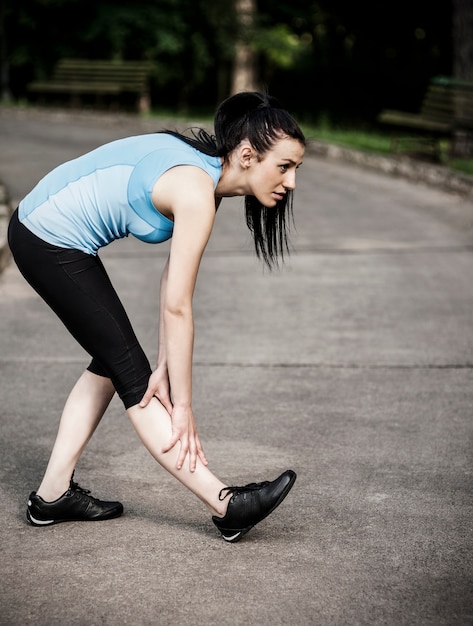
[8,91,305,542]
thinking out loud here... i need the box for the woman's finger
[161,431,180,454]
[176,437,189,470]
[139,386,155,408]
[155,393,173,415]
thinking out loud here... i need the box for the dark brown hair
[161,91,306,269]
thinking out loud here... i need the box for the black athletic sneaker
[26,474,123,526]
[212,469,297,543]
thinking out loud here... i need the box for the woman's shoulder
[130,134,222,187]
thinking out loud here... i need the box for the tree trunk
[231,0,259,94]
[453,0,473,80]
[452,0,473,156]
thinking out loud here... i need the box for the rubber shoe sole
[212,469,297,543]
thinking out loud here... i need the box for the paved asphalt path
[0,107,472,626]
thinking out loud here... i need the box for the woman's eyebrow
[282,158,303,166]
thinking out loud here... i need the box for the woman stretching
[8,91,305,542]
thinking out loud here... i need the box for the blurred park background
[0,1,472,168]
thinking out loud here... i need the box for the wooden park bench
[27,58,152,113]
[377,76,473,158]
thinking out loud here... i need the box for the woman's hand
[162,404,208,472]
[139,367,173,415]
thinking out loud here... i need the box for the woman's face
[248,137,305,207]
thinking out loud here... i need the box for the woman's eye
[280,164,289,172]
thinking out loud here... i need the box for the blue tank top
[19,133,222,255]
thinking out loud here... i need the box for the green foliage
[3,0,455,117]
[300,120,473,177]
[450,159,473,176]
[255,24,310,69]
[301,121,393,154]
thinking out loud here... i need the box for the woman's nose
[284,171,296,190]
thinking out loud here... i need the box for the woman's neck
[215,157,249,198]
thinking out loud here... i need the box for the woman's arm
[139,255,173,414]
[158,255,169,371]
[142,165,217,471]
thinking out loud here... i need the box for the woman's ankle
[205,488,230,518]
[36,477,70,502]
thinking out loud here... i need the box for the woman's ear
[239,144,254,169]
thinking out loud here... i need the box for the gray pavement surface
[0,106,472,625]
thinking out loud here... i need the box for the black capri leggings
[7,209,152,409]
